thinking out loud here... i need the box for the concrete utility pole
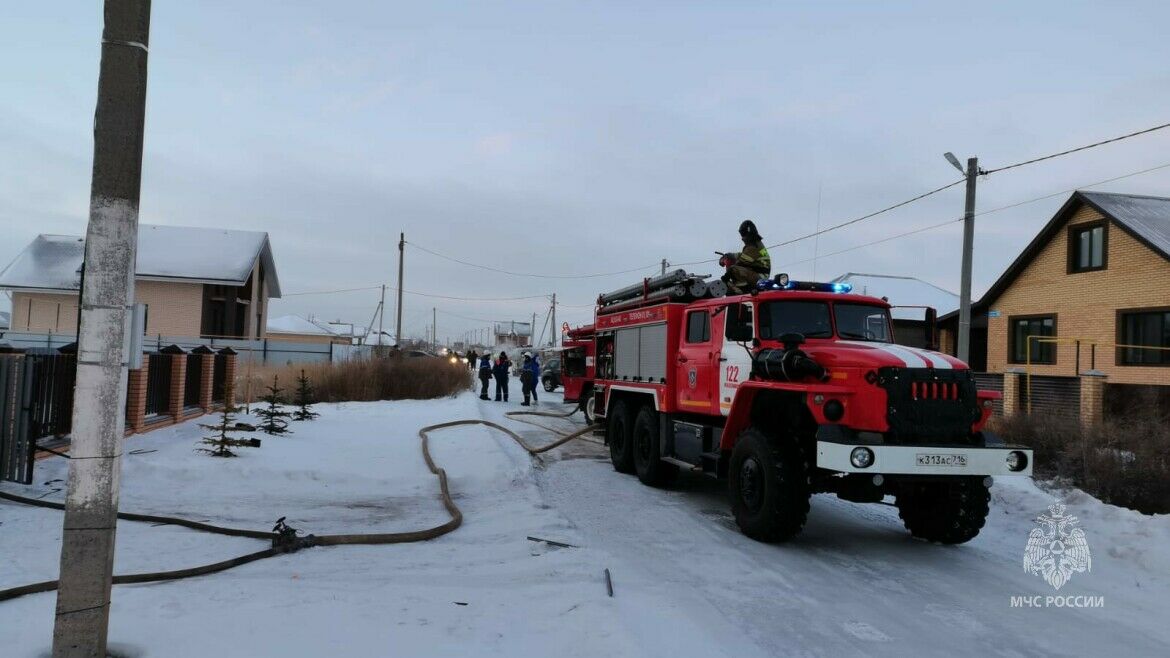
[432,307,437,351]
[396,233,405,347]
[53,1,151,655]
[378,284,385,345]
[531,312,536,348]
[948,155,980,363]
[550,293,557,347]
[661,258,668,275]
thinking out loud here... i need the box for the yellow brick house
[942,191,1170,385]
[0,225,281,339]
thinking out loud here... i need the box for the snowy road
[1,391,1168,657]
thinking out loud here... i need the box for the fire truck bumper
[815,437,1033,477]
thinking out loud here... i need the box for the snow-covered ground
[2,391,1168,657]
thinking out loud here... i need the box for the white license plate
[916,453,968,467]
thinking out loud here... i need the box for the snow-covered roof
[829,272,959,320]
[494,321,532,337]
[0,225,281,297]
[363,330,396,346]
[266,315,337,336]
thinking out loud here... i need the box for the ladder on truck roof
[596,270,724,313]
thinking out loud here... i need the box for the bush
[237,356,471,405]
[992,410,1170,514]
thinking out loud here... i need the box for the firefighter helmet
[738,220,761,241]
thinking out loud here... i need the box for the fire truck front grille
[877,367,980,445]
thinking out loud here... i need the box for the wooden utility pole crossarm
[52,1,152,656]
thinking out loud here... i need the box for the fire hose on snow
[0,406,598,603]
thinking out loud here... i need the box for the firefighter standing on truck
[721,220,771,294]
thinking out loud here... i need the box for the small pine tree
[292,369,319,421]
[197,403,260,457]
[255,375,293,435]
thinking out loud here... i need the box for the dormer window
[1068,221,1107,273]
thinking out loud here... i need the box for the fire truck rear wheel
[728,428,810,543]
[632,406,678,487]
[895,477,990,545]
[607,400,635,473]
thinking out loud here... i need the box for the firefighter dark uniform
[723,220,771,294]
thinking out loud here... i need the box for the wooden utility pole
[395,233,404,348]
[432,307,437,351]
[53,1,151,655]
[531,312,536,348]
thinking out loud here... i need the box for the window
[759,301,832,339]
[1068,222,1107,272]
[686,311,710,343]
[1118,308,1170,366]
[834,303,892,342]
[1009,315,1057,364]
[724,303,753,340]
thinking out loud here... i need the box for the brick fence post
[1079,370,1107,428]
[193,346,215,411]
[1002,369,1022,418]
[222,348,238,409]
[125,354,149,434]
[166,348,186,421]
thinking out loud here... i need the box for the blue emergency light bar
[755,274,853,293]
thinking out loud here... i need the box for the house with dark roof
[939,191,1170,384]
[0,225,281,339]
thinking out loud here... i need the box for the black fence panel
[973,372,1004,416]
[26,353,77,440]
[212,354,226,403]
[1019,375,1080,419]
[184,355,202,408]
[1,355,35,484]
[1104,383,1170,419]
[145,353,173,417]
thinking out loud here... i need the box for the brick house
[940,191,1170,385]
[0,225,281,339]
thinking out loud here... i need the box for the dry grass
[991,409,1170,515]
[236,357,472,405]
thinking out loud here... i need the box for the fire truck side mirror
[924,307,939,351]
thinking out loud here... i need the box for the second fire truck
[585,270,1032,544]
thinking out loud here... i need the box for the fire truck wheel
[728,428,810,543]
[895,478,990,545]
[632,406,678,487]
[607,400,635,473]
[581,395,595,424]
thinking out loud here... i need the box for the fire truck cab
[559,324,596,421]
[590,274,1032,545]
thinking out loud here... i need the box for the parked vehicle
[557,325,596,421]
[540,357,561,392]
[586,271,1032,544]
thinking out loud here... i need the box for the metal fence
[1020,375,1081,419]
[212,353,227,403]
[184,354,203,409]
[0,331,373,365]
[0,354,34,484]
[144,353,173,418]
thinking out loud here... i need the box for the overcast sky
[3,1,1169,344]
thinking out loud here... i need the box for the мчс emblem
[1023,502,1091,590]
[688,368,697,389]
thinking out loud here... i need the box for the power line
[983,121,1170,175]
[777,160,1170,269]
[282,285,382,297]
[406,240,657,279]
[766,178,966,250]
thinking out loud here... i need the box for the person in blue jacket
[477,353,493,400]
[492,351,512,402]
[520,352,541,405]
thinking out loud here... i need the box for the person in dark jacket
[519,353,537,406]
[467,349,478,371]
[477,354,493,400]
[721,220,771,294]
[492,351,512,402]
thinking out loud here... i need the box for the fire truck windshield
[759,300,892,342]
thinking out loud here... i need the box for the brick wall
[986,202,1170,385]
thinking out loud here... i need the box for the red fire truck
[558,324,597,421]
[588,271,1032,544]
